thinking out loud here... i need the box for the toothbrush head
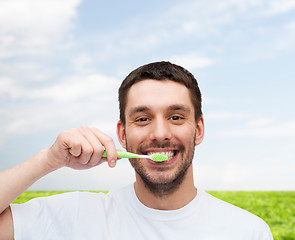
[151,153,169,162]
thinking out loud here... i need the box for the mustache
[137,141,185,153]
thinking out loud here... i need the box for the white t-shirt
[11,184,273,240]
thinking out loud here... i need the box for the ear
[117,120,127,149]
[194,116,204,146]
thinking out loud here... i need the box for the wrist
[33,148,60,174]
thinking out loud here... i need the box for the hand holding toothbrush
[46,126,119,170]
[46,126,168,171]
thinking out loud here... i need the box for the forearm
[0,126,118,214]
[0,149,55,214]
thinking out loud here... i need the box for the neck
[133,165,197,210]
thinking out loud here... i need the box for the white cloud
[247,118,274,127]
[285,20,295,32]
[89,121,119,138]
[82,1,238,60]
[274,20,295,51]
[0,73,121,145]
[31,74,119,102]
[0,74,120,102]
[169,54,214,70]
[29,161,135,191]
[263,0,295,15]
[64,0,295,65]
[216,120,295,138]
[205,112,250,121]
[203,111,295,138]
[0,0,82,58]
[195,161,295,190]
[72,53,93,72]
[0,61,51,82]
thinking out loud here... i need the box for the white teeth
[148,151,174,160]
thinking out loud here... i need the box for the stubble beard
[126,135,196,198]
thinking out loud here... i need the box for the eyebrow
[128,106,151,117]
[128,104,191,117]
[167,104,191,113]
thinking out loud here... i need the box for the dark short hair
[118,61,202,125]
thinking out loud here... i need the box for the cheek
[173,125,193,138]
[174,127,197,149]
[125,126,147,147]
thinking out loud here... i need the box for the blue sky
[0,0,294,190]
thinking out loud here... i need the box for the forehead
[125,79,193,113]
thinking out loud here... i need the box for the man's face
[117,79,203,195]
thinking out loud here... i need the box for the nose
[149,117,172,142]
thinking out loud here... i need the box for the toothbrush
[102,150,168,162]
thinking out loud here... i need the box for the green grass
[208,191,295,240]
[13,190,108,204]
[13,191,294,239]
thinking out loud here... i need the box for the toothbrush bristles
[151,153,168,162]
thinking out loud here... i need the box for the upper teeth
[148,151,174,160]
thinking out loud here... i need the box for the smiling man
[117,78,203,209]
[0,62,273,239]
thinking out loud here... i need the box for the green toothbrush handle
[102,150,139,159]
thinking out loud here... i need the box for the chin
[137,163,191,197]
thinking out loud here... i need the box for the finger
[91,128,117,168]
[68,128,94,165]
[78,139,94,165]
[77,127,105,166]
[58,130,82,158]
[68,139,82,157]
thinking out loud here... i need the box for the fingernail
[110,160,116,168]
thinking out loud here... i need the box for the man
[0,62,273,239]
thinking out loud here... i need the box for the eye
[136,117,149,122]
[134,117,151,126]
[170,116,183,121]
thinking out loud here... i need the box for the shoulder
[197,190,272,235]
[12,191,80,209]
[11,192,83,239]
[11,191,110,216]
[199,190,264,221]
